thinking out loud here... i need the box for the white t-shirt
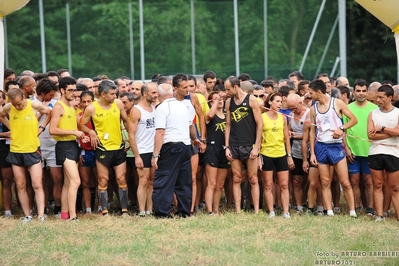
[155,98,191,145]
[369,107,399,158]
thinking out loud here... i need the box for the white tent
[355,0,399,82]
[0,0,31,89]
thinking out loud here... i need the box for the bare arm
[205,96,220,123]
[283,117,292,155]
[337,99,357,130]
[32,101,51,116]
[367,112,392,140]
[309,107,317,166]
[78,104,100,148]
[250,95,263,155]
[302,120,310,173]
[127,107,143,168]
[151,129,165,170]
[224,98,233,161]
[0,103,11,117]
[191,93,207,140]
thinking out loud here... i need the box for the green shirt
[343,101,378,156]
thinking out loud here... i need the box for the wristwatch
[287,153,292,157]
[39,125,45,132]
[381,126,386,132]
[200,139,207,144]
[339,126,345,132]
[152,154,160,158]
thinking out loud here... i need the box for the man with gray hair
[151,83,199,218]
[79,80,130,216]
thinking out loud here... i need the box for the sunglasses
[254,94,264,98]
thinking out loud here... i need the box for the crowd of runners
[1,68,399,222]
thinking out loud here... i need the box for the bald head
[367,81,381,104]
[336,77,349,87]
[368,81,381,92]
[131,80,143,100]
[241,81,254,94]
[286,93,301,106]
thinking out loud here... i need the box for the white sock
[317,206,324,212]
[5,210,11,216]
[86,208,92,214]
[327,210,334,216]
[349,210,356,216]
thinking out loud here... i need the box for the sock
[54,206,61,215]
[317,206,324,212]
[5,210,11,216]
[349,210,356,216]
[90,188,96,210]
[308,207,314,212]
[118,185,128,212]
[61,212,69,220]
[297,206,303,211]
[86,208,92,214]
[269,211,275,216]
[366,207,374,214]
[76,188,83,212]
[99,187,108,211]
[327,210,334,216]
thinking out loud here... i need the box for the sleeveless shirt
[314,98,343,143]
[289,109,310,159]
[229,94,256,146]
[93,101,123,151]
[52,101,77,142]
[260,112,286,158]
[206,113,226,147]
[134,105,156,154]
[10,100,39,153]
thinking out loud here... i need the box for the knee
[364,179,373,189]
[81,179,90,189]
[340,181,352,190]
[232,175,242,184]
[320,179,331,188]
[293,177,302,188]
[139,177,148,188]
[264,182,273,192]
[31,182,43,191]
[207,182,216,191]
[53,175,63,185]
[98,179,108,188]
[373,181,383,190]
[308,181,317,190]
[69,178,81,188]
[390,184,399,194]
[2,178,13,188]
[350,179,359,187]
[279,182,289,191]
[248,175,259,186]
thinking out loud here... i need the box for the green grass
[0,211,398,266]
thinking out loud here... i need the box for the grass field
[1,209,398,266]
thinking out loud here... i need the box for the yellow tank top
[260,112,286,158]
[52,101,77,142]
[93,101,122,150]
[10,100,39,153]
